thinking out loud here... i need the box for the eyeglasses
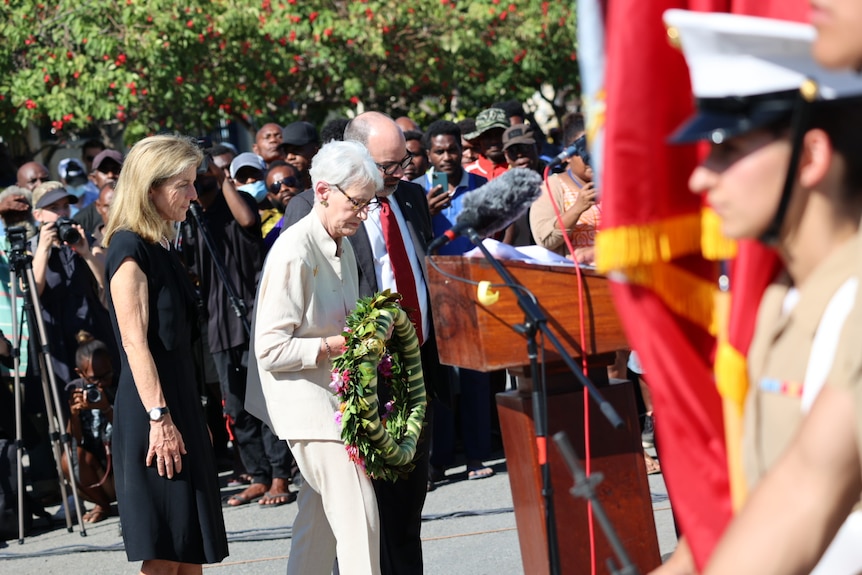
[331,183,380,212]
[375,152,413,176]
[268,176,300,195]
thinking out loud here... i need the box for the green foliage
[0,0,577,149]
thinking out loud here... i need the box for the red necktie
[379,198,423,345]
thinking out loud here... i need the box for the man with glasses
[16,161,50,192]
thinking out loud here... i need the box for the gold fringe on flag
[595,212,703,273]
[714,290,750,512]
[701,207,738,261]
[620,260,717,334]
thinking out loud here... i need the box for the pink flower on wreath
[334,410,343,428]
[378,354,393,377]
[346,444,365,469]
[383,400,395,415]
[342,369,352,385]
[329,370,344,393]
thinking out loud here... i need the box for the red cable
[542,165,598,575]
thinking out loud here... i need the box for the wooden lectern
[427,256,661,575]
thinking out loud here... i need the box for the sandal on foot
[82,506,112,523]
[645,453,662,475]
[259,491,297,507]
[467,466,495,480]
[224,483,268,507]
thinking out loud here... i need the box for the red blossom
[323,28,332,37]
[186,19,194,28]
[350,96,360,105]
[175,76,184,84]
[309,11,318,22]
[289,66,299,74]
[289,30,296,42]
[24,99,37,109]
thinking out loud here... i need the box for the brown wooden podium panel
[497,380,661,575]
[426,256,658,574]
[427,256,627,371]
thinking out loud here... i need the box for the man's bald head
[17,162,50,191]
[345,112,408,196]
[395,116,420,133]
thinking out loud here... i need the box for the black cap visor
[669,90,798,144]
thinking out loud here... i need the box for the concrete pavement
[0,454,677,574]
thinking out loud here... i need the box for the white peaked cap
[665,9,862,143]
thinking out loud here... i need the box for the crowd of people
[0,99,607,574]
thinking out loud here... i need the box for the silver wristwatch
[148,406,170,422]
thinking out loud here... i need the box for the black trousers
[212,345,292,484]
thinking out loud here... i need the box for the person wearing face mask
[58,158,99,209]
[181,150,296,511]
[529,112,599,264]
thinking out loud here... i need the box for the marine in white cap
[652,10,862,575]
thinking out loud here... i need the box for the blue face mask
[238,180,268,203]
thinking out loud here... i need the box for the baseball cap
[464,108,510,140]
[58,158,88,185]
[229,152,266,180]
[502,124,537,150]
[33,181,79,209]
[92,149,124,173]
[280,121,320,147]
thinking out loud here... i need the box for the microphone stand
[554,431,639,575]
[462,227,624,575]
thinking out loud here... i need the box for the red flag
[597,0,808,568]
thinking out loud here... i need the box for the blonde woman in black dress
[102,135,228,575]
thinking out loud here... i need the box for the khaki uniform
[744,238,858,488]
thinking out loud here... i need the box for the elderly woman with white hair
[247,140,384,575]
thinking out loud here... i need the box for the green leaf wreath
[330,290,427,482]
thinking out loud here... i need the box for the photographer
[60,331,115,523]
[30,181,116,395]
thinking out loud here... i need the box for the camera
[83,383,102,404]
[55,217,81,245]
[65,380,103,404]
[6,226,28,254]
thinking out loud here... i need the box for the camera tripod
[8,231,87,542]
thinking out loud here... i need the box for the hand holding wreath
[330,291,427,482]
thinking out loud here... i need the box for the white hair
[309,140,382,194]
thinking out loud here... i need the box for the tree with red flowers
[0,0,576,153]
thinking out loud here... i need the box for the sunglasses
[268,176,300,194]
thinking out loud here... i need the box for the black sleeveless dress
[105,230,228,564]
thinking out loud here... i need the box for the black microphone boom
[427,167,543,253]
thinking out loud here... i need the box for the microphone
[427,167,543,253]
[548,135,590,168]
